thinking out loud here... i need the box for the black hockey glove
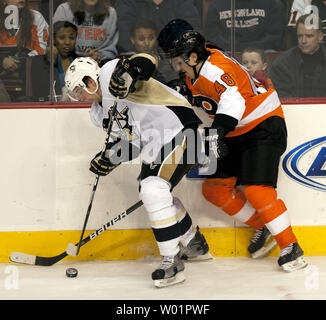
[109,58,136,99]
[109,56,156,99]
[204,127,228,160]
[167,76,193,103]
[89,151,120,176]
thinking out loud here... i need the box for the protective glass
[170,56,186,72]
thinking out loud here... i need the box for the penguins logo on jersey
[106,106,138,142]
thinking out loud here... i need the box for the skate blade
[251,239,277,259]
[181,252,213,261]
[154,271,186,288]
[281,256,308,272]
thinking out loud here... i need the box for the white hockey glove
[203,127,228,160]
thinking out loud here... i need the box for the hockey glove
[109,55,156,99]
[109,58,135,99]
[204,127,228,160]
[89,151,120,176]
[167,75,193,103]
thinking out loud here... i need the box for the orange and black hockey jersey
[186,48,284,137]
[0,10,48,56]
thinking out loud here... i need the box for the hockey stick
[75,97,119,256]
[9,200,143,266]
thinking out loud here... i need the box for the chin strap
[85,79,99,96]
[85,79,102,101]
[192,65,199,79]
[183,55,200,79]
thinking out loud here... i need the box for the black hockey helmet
[158,19,207,60]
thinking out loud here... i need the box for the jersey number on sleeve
[214,73,236,97]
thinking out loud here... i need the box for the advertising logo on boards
[282,136,326,191]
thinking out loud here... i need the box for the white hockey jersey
[288,0,312,26]
[90,59,201,163]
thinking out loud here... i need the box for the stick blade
[10,251,68,266]
[10,252,36,265]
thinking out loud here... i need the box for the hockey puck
[66,267,78,278]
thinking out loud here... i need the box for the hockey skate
[152,253,185,288]
[278,242,308,272]
[248,226,277,259]
[179,226,212,261]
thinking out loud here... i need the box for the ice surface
[0,256,324,300]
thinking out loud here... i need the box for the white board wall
[0,105,325,232]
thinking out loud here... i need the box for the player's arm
[89,108,140,176]
[89,134,140,176]
[89,137,122,176]
[109,53,158,99]
[203,73,244,159]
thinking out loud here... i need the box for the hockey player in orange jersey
[158,19,307,272]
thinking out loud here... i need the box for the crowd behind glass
[0,0,325,103]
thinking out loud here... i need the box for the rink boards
[0,104,325,262]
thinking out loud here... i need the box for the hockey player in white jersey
[64,55,212,288]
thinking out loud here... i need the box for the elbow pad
[211,114,238,136]
[129,53,158,80]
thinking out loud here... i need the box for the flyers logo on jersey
[282,136,326,191]
[193,95,218,118]
[192,72,236,119]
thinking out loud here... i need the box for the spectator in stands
[204,0,285,51]
[128,19,178,84]
[39,0,65,24]
[287,0,326,48]
[241,48,274,89]
[53,0,118,65]
[270,14,326,97]
[108,0,116,7]
[194,0,212,33]
[130,19,157,55]
[0,0,49,101]
[280,0,296,50]
[115,0,202,54]
[30,21,78,102]
[0,78,10,102]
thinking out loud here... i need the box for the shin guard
[202,177,264,229]
[244,185,297,249]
